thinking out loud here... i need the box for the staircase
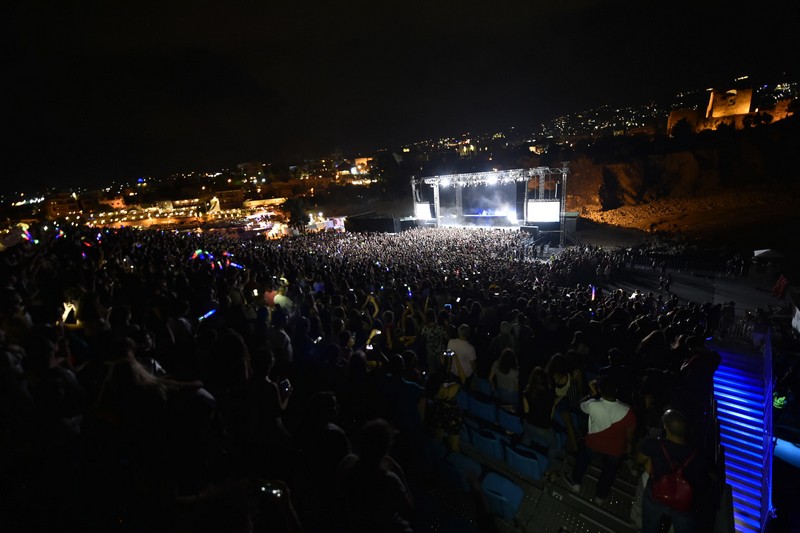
[711,332,775,532]
[563,230,582,246]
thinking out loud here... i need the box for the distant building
[303,159,335,180]
[237,162,265,180]
[214,189,244,209]
[707,88,753,118]
[156,200,175,212]
[668,87,794,135]
[666,109,702,133]
[353,157,373,174]
[77,191,127,214]
[335,160,353,180]
[98,195,126,210]
[43,193,80,220]
[243,197,286,209]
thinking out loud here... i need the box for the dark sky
[5,0,798,192]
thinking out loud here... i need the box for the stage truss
[411,165,570,245]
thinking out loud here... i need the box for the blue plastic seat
[473,378,494,397]
[455,389,471,411]
[514,444,548,477]
[460,417,479,446]
[472,429,505,461]
[505,444,542,481]
[555,429,566,453]
[444,452,482,492]
[526,431,552,452]
[459,424,471,446]
[481,426,512,448]
[497,407,523,435]
[481,472,524,522]
[469,394,498,425]
[496,387,520,407]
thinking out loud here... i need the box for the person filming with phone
[248,347,293,479]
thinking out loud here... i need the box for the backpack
[651,440,696,513]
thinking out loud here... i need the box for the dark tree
[670,117,694,139]
[598,167,623,211]
[281,197,309,233]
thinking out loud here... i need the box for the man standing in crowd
[564,376,636,505]
[446,323,477,386]
[637,409,709,533]
[274,281,294,314]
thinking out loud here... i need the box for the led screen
[526,200,560,222]
[415,202,433,220]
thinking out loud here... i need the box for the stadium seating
[455,389,471,411]
[469,393,498,425]
[511,444,548,478]
[472,378,494,397]
[496,387,520,407]
[481,472,524,522]
[497,407,523,435]
[504,443,542,481]
[472,429,505,461]
[443,452,482,492]
[461,417,479,446]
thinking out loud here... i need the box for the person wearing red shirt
[564,375,636,505]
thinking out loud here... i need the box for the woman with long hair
[419,308,449,374]
[488,347,520,406]
[522,366,560,480]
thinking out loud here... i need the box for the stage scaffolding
[411,164,570,245]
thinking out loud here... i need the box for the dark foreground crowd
[0,225,725,532]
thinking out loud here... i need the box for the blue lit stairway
[711,334,774,533]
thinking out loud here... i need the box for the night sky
[6,0,798,192]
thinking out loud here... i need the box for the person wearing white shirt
[273,283,294,314]
[446,324,477,381]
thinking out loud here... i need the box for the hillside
[317,116,800,261]
[579,189,797,244]
[566,116,800,255]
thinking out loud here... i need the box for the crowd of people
[0,224,724,532]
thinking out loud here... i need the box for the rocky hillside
[565,115,800,249]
